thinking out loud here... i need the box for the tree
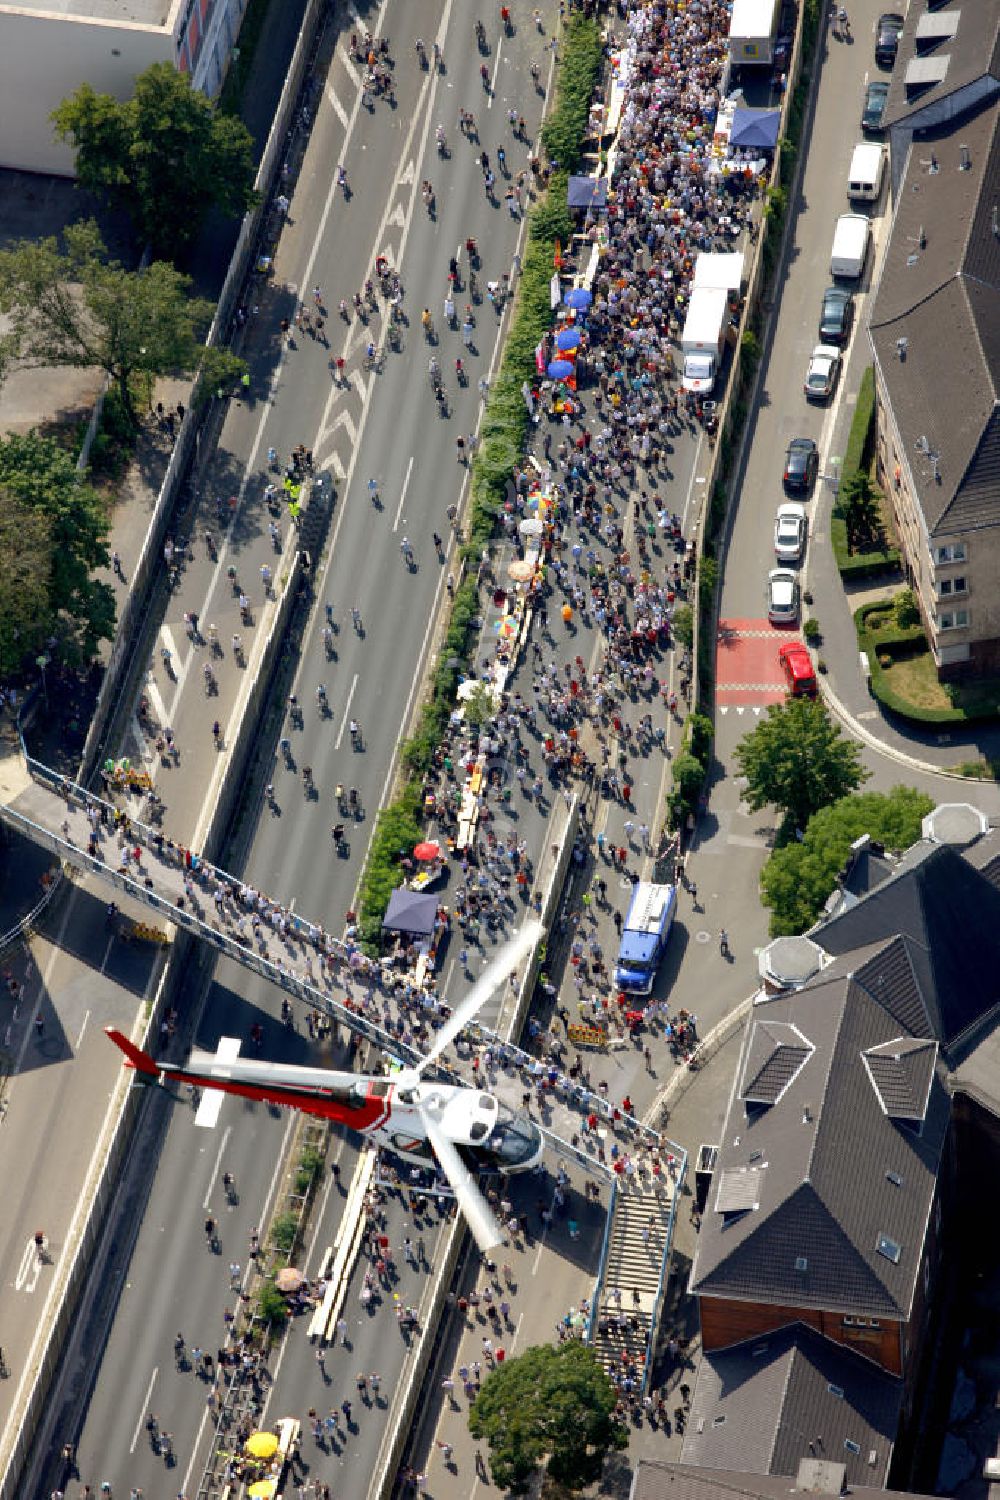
[0,431,115,670]
[52,64,257,256]
[0,220,213,428]
[468,1341,626,1493]
[734,697,869,832]
[840,469,883,552]
[760,785,934,934]
[191,345,250,410]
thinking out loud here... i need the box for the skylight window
[877,1234,902,1264]
[795,1256,808,1271]
[886,1171,903,1187]
[828,1383,845,1399]
[845,1440,861,1456]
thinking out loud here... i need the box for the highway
[30,3,571,1497]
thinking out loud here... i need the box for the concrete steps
[591,1185,672,1378]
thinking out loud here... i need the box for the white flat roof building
[0,0,247,175]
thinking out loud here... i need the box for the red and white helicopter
[107,923,543,1251]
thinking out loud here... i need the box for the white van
[847,142,884,203]
[830,213,871,279]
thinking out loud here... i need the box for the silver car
[767,568,801,625]
[774,502,807,563]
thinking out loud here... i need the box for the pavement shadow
[29,883,159,998]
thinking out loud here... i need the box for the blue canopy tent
[729,107,781,151]
[567,175,608,210]
[382,887,438,937]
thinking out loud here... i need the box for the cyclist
[322,623,334,652]
[400,537,413,563]
[260,563,272,590]
[316,684,328,707]
[368,477,379,501]
[421,307,433,332]
[351,606,362,630]
[349,718,360,743]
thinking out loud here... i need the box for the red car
[779,642,817,697]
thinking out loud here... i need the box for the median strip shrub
[355,15,604,948]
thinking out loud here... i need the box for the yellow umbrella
[245,1432,280,1460]
[248,1481,277,1498]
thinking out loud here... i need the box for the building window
[938,610,970,631]
[924,1257,931,1295]
[934,543,967,564]
[937,577,966,597]
[843,1317,881,1329]
[935,1197,942,1235]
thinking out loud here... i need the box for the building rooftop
[678,1328,902,1488]
[869,99,1000,539]
[631,1459,937,1500]
[689,965,949,1320]
[882,0,1000,134]
[815,842,1000,1058]
[0,0,177,29]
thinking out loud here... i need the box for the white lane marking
[340,48,361,91]
[335,673,360,750]
[75,1009,92,1052]
[99,935,115,974]
[203,1124,233,1208]
[393,455,415,532]
[129,1367,158,1454]
[195,1039,241,1129]
[144,677,169,730]
[488,37,504,105]
[327,83,350,129]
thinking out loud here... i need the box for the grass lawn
[880,646,1000,719]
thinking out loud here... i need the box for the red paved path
[716,617,802,707]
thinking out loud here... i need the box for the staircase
[591,1180,674,1381]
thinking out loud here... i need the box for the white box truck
[830,213,871,279]
[692,250,745,294]
[681,286,729,394]
[728,0,781,64]
[847,142,885,202]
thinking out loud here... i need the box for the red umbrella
[413,842,442,862]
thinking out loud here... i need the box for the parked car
[861,78,890,131]
[875,12,903,67]
[779,642,817,696]
[804,344,841,401]
[819,286,854,346]
[774,502,807,563]
[783,437,819,494]
[768,568,800,625]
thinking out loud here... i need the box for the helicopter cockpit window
[469,1122,488,1141]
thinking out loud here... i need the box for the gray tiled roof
[630,1462,936,1500]
[679,1327,901,1488]
[816,844,1000,1057]
[689,972,948,1318]
[862,1037,937,1121]
[870,101,1000,537]
[882,2,1000,133]
[740,1021,813,1105]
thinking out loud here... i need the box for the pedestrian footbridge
[0,752,676,1183]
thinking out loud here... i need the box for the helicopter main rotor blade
[422,1111,504,1254]
[418,921,541,1074]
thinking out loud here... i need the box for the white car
[774,502,807,563]
[804,343,841,401]
[767,568,800,625]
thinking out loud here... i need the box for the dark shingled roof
[862,1037,937,1121]
[882,2,1000,134]
[815,844,1000,1057]
[630,1461,937,1500]
[679,1327,901,1488]
[870,100,1000,539]
[689,972,949,1319]
[740,1021,813,1105]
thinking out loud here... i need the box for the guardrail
[587,1177,619,1346]
[644,1154,685,1396]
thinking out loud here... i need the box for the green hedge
[831,367,900,578]
[668,712,713,830]
[356,16,604,948]
[855,602,1000,725]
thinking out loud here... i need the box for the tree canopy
[734,696,869,832]
[0,431,114,672]
[51,64,257,256]
[760,785,934,934]
[468,1341,626,1493]
[0,220,213,428]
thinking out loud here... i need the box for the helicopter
[106,923,543,1252]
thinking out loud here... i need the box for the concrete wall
[0,0,246,179]
[0,10,174,176]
